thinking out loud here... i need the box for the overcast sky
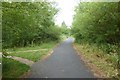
[49,0,119,27]
[7,0,119,27]
[53,0,79,27]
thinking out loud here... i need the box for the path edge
[73,43,107,78]
[21,42,61,78]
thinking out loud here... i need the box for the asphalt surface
[29,38,95,78]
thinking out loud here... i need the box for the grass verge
[2,58,30,78]
[2,41,59,78]
[74,43,118,78]
[7,42,57,62]
[5,41,57,53]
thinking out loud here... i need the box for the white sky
[49,0,119,27]
[7,0,119,27]
[53,0,79,27]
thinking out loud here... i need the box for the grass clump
[2,58,30,78]
[75,43,118,78]
[6,42,57,62]
[9,50,49,62]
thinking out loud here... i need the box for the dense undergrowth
[71,2,120,78]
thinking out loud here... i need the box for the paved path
[29,38,95,78]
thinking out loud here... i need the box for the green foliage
[75,43,118,78]
[71,2,120,53]
[2,2,61,48]
[72,2,120,78]
[2,58,30,78]
[60,22,70,37]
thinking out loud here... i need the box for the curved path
[29,38,95,78]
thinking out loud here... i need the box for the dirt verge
[73,44,107,78]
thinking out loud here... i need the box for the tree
[2,2,61,48]
[61,22,70,37]
[72,2,119,44]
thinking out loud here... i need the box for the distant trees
[71,2,120,53]
[61,22,70,37]
[2,2,61,48]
